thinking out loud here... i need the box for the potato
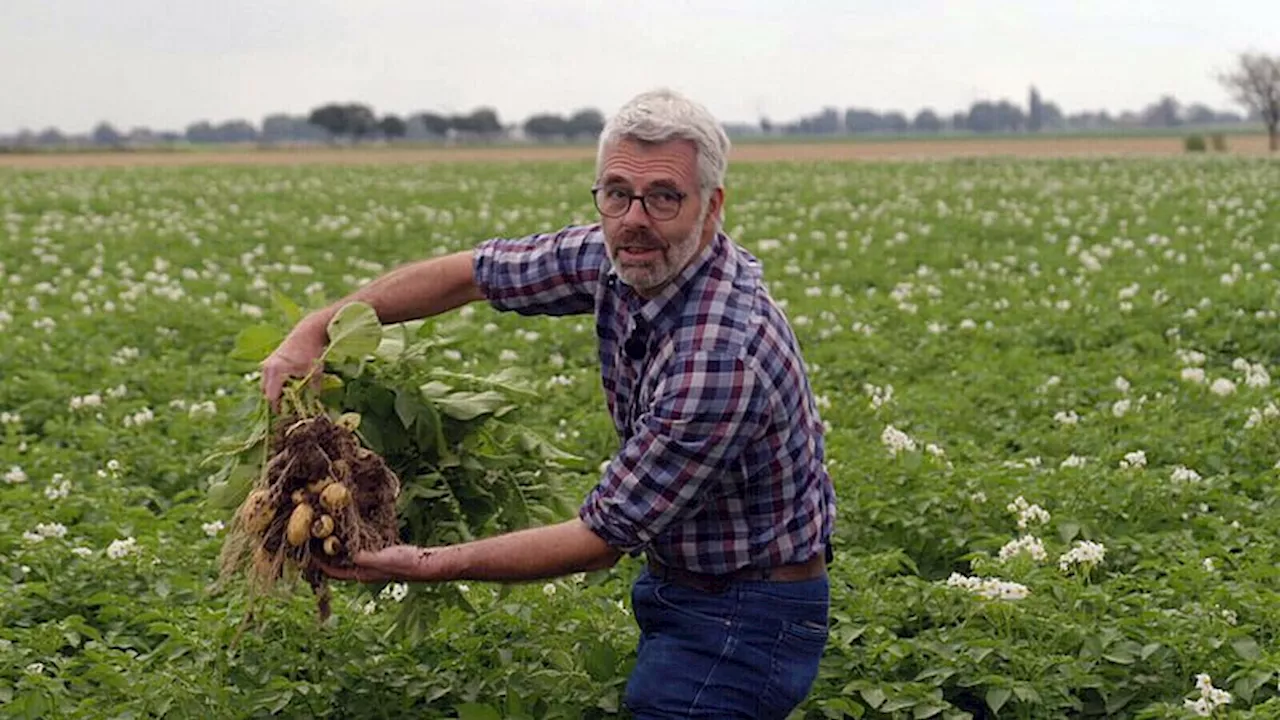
[240,489,274,534]
[320,482,351,512]
[311,514,334,539]
[286,503,315,547]
[323,536,341,556]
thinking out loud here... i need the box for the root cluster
[219,413,400,621]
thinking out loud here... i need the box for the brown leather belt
[646,553,827,594]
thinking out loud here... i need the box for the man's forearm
[298,250,485,336]
[429,519,622,583]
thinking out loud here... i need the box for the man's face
[596,138,723,296]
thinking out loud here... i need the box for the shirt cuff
[578,486,650,556]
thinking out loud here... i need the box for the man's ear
[708,186,725,226]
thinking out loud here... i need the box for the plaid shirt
[473,225,835,574]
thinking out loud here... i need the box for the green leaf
[914,703,947,719]
[394,389,417,429]
[271,288,304,326]
[455,702,502,720]
[230,324,284,362]
[1057,521,1081,543]
[324,302,382,363]
[207,464,257,509]
[860,688,887,710]
[1232,636,1261,661]
[1104,692,1135,714]
[582,640,617,682]
[430,367,538,397]
[986,687,1011,714]
[432,390,513,421]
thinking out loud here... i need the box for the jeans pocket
[760,619,827,716]
[650,581,735,628]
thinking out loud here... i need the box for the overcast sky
[1,0,1274,134]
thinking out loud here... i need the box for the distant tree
[1040,102,1065,130]
[912,109,943,133]
[1142,96,1182,127]
[379,115,407,139]
[523,113,568,141]
[882,112,909,133]
[566,108,605,138]
[845,109,884,134]
[967,102,998,133]
[759,117,773,134]
[1184,103,1217,125]
[185,121,216,143]
[470,108,503,136]
[1218,52,1280,151]
[1028,87,1044,132]
[92,122,122,146]
[216,120,258,143]
[308,103,377,141]
[950,111,968,131]
[414,112,451,137]
[36,127,65,146]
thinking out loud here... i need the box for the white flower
[1186,674,1231,715]
[945,573,1029,600]
[1171,465,1202,483]
[542,582,557,597]
[998,535,1047,562]
[106,537,137,559]
[880,425,916,455]
[1007,496,1051,529]
[970,492,987,504]
[4,465,28,484]
[107,459,121,473]
[1177,349,1207,366]
[499,349,520,362]
[25,663,44,676]
[1060,454,1087,469]
[201,520,225,537]
[1120,450,1147,469]
[1209,378,1236,396]
[188,401,218,419]
[44,473,71,500]
[122,407,155,428]
[1114,376,1131,393]
[1180,367,1206,384]
[442,349,462,362]
[1058,540,1106,572]
[1053,410,1079,426]
[378,582,409,602]
[71,546,93,558]
[1202,558,1216,572]
[1111,399,1131,418]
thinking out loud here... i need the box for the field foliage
[2,157,1280,718]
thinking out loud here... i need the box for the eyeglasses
[591,185,687,221]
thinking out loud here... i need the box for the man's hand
[261,321,328,410]
[317,519,620,585]
[318,545,450,583]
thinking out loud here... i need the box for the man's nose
[623,196,651,226]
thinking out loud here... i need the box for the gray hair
[596,88,731,193]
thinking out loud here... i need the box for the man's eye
[650,191,680,205]
[606,188,631,200]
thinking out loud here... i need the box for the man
[261,88,836,719]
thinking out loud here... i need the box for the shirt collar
[609,231,725,334]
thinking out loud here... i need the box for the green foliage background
[2,157,1280,718]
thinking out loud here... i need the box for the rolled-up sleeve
[472,225,604,317]
[579,351,767,553]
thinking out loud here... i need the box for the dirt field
[1,134,1274,169]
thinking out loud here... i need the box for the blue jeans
[624,568,830,719]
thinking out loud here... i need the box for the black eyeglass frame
[590,186,688,221]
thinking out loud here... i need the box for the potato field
[2,156,1280,719]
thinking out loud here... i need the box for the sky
[1,0,1275,135]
